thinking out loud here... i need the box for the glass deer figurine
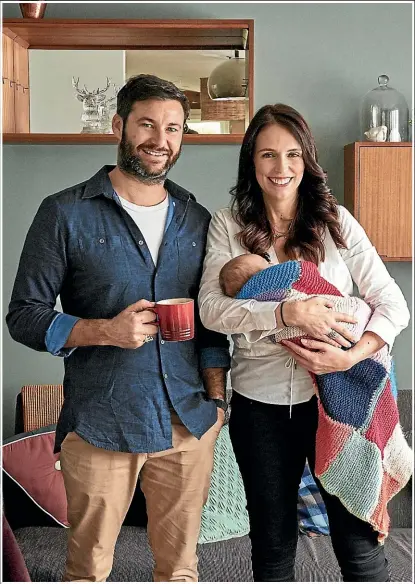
[72,77,118,134]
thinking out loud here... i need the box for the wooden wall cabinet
[344,142,412,261]
[2,19,253,145]
[2,32,29,133]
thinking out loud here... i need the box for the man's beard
[117,130,181,185]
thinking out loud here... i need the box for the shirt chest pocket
[176,239,203,286]
[76,235,132,284]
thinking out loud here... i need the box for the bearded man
[6,75,230,583]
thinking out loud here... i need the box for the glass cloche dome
[360,75,409,142]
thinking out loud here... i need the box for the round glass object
[360,75,409,142]
[207,56,246,100]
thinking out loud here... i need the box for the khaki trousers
[59,413,221,582]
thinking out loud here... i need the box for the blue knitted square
[317,359,388,428]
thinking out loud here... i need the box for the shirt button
[138,240,144,245]
[99,238,105,244]
[164,373,168,379]
[192,242,196,247]
[160,340,165,345]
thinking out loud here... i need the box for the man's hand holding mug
[105,298,195,348]
[105,299,159,349]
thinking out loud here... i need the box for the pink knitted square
[365,381,399,455]
[315,399,354,476]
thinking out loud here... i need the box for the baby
[219,254,270,298]
[219,253,375,347]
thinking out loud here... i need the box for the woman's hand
[281,339,356,374]
[281,297,358,348]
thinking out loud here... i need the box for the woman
[198,104,410,582]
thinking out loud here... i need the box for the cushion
[298,462,330,537]
[2,514,31,582]
[2,425,68,528]
[199,424,250,543]
[3,425,147,531]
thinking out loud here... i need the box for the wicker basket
[200,78,245,121]
[20,384,64,432]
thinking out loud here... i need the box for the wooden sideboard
[344,142,412,261]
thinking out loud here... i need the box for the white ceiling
[125,49,245,93]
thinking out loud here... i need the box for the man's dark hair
[116,74,190,128]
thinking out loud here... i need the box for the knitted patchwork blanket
[236,259,413,542]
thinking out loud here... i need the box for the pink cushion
[2,428,68,528]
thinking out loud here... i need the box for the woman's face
[253,123,305,204]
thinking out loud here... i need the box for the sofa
[3,388,412,582]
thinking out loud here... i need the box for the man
[7,74,230,583]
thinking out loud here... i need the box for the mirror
[28,49,249,135]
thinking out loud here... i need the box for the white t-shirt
[199,205,410,406]
[118,194,169,265]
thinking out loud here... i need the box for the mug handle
[150,306,159,322]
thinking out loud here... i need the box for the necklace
[273,231,288,240]
[272,220,293,239]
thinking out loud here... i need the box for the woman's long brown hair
[230,104,346,264]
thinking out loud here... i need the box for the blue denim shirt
[7,166,230,453]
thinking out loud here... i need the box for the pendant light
[207,50,247,101]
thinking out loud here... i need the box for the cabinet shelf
[3,19,250,50]
[2,133,245,145]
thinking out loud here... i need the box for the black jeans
[229,392,390,582]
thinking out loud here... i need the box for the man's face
[115,99,185,184]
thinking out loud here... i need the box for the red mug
[153,298,194,342]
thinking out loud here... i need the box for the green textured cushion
[199,425,250,543]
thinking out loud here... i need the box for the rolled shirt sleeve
[45,313,80,357]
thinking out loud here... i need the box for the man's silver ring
[327,330,337,340]
[144,335,154,343]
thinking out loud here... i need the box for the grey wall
[3,3,413,438]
